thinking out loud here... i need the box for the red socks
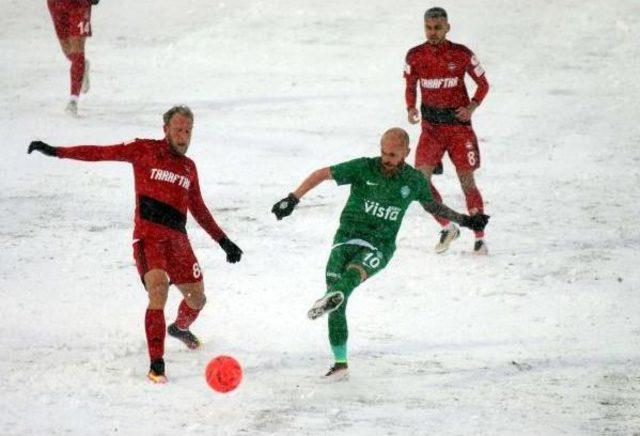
[175,299,201,330]
[145,309,165,361]
[68,52,85,97]
[464,187,485,238]
[145,301,201,361]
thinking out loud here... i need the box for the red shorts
[47,0,92,39]
[414,121,481,171]
[133,235,203,285]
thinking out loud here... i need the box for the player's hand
[461,213,490,231]
[455,102,477,122]
[28,141,58,157]
[407,107,420,124]
[271,193,299,220]
[219,237,242,263]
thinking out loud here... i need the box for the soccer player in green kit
[271,128,489,380]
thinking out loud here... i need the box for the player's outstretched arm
[271,167,332,220]
[28,141,58,157]
[422,201,490,232]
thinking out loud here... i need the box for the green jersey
[330,157,434,252]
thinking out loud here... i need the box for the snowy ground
[1,0,640,434]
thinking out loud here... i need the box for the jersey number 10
[363,252,381,269]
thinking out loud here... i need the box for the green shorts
[325,238,392,287]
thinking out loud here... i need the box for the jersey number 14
[77,21,91,35]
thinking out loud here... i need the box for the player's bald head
[380,127,410,150]
[379,128,410,175]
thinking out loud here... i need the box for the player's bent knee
[347,264,368,282]
[193,294,206,310]
[147,283,169,300]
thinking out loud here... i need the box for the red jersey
[404,40,489,118]
[57,139,226,242]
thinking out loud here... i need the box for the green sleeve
[415,175,434,203]
[330,157,368,186]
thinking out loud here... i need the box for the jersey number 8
[192,263,202,279]
[467,151,477,166]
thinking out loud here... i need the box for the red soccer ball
[205,355,242,393]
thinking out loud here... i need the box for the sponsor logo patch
[364,200,401,221]
[420,77,458,89]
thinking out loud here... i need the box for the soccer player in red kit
[47,0,100,116]
[27,106,243,383]
[404,7,490,254]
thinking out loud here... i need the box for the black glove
[461,213,490,232]
[433,161,443,175]
[219,237,242,263]
[89,0,100,5]
[28,141,58,157]
[271,193,299,220]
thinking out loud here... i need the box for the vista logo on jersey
[420,77,458,89]
[364,200,401,221]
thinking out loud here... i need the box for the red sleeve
[56,140,142,163]
[404,51,419,109]
[466,52,489,105]
[188,165,226,242]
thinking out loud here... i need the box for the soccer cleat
[307,291,344,320]
[324,362,349,381]
[473,239,488,255]
[147,358,167,384]
[435,224,460,253]
[65,100,78,117]
[167,323,201,350]
[81,59,90,94]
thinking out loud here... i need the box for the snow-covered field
[1,0,640,434]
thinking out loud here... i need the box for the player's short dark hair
[424,7,447,20]
[163,105,194,125]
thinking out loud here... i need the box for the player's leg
[47,0,71,58]
[319,244,390,379]
[133,239,170,383]
[449,127,487,254]
[65,37,86,115]
[308,243,356,379]
[48,0,78,115]
[415,123,459,253]
[64,3,92,115]
[68,37,90,94]
[143,269,170,383]
[167,236,205,349]
[170,282,205,350]
[308,243,356,320]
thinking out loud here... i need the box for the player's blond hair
[163,105,194,125]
